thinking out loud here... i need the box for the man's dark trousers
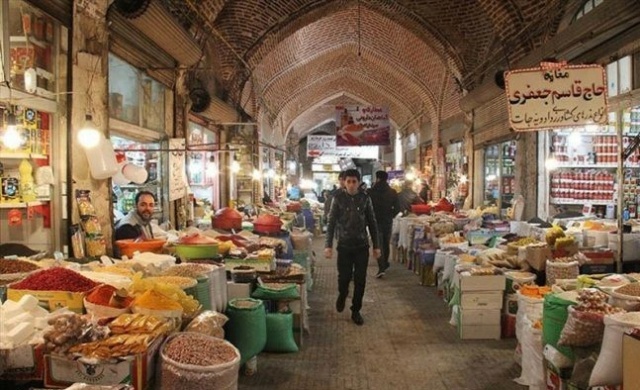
[337,245,369,312]
[377,223,392,272]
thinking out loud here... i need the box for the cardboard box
[526,245,552,271]
[457,273,505,292]
[7,288,84,313]
[580,248,615,264]
[44,336,162,389]
[458,324,501,340]
[460,291,503,310]
[0,343,45,381]
[458,307,501,326]
[226,281,253,300]
[580,263,615,275]
[623,331,640,388]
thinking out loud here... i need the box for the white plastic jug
[85,137,118,179]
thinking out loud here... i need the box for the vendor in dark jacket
[369,170,399,278]
[114,191,155,241]
[324,169,380,326]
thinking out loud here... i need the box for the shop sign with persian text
[335,105,391,146]
[505,63,607,131]
[306,135,379,158]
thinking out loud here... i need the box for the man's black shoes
[351,311,364,325]
[335,295,346,313]
[375,270,385,278]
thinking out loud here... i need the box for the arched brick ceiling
[169,0,573,138]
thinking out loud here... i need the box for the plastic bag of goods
[513,315,545,389]
[290,229,313,250]
[542,291,579,361]
[558,289,625,348]
[589,311,640,386]
[159,332,240,390]
[184,310,229,339]
[545,260,579,286]
[224,298,267,365]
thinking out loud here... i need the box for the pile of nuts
[44,313,109,356]
[163,333,237,366]
[615,282,640,297]
[559,289,625,347]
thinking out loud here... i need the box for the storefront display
[484,140,516,214]
[544,107,640,219]
[111,136,164,221]
[445,141,467,206]
[7,1,58,98]
[187,121,220,215]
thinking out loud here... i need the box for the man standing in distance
[324,169,380,325]
[114,190,156,241]
[369,171,399,278]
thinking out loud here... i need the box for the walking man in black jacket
[324,169,380,325]
[369,171,399,278]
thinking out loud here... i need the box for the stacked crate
[454,271,506,340]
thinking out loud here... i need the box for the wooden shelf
[0,200,49,209]
[551,199,616,206]
[0,152,48,159]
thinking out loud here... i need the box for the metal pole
[617,109,624,273]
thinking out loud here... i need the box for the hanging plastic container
[85,137,119,179]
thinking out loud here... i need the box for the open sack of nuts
[558,289,625,347]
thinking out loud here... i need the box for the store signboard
[335,105,391,146]
[306,135,379,158]
[168,138,186,201]
[505,63,607,131]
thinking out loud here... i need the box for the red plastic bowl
[212,208,242,231]
[411,204,431,215]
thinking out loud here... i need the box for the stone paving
[239,238,526,390]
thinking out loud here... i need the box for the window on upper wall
[108,53,165,132]
[573,0,604,22]
[607,55,633,97]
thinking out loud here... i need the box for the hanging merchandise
[85,137,119,179]
[122,163,148,184]
[8,209,22,226]
[112,162,131,186]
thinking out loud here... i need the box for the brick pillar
[173,68,189,228]
[70,0,112,252]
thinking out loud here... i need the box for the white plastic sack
[449,304,459,326]
[516,292,544,342]
[589,312,640,387]
[513,315,545,389]
[434,251,450,272]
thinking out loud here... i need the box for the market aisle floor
[239,237,525,390]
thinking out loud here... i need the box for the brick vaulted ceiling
[166,0,575,139]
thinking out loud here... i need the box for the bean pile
[164,333,237,366]
[11,267,98,292]
[162,264,212,279]
[615,283,640,297]
[0,259,39,274]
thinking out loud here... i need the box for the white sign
[505,64,608,131]
[307,135,379,159]
[168,138,186,201]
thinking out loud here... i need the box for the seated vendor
[115,191,155,241]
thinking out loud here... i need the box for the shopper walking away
[323,171,346,226]
[398,180,423,214]
[324,169,380,325]
[369,171,399,278]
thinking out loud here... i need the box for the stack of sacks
[0,295,50,348]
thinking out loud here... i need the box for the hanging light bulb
[206,156,218,176]
[24,68,37,94]
[267,168,276,178]
[231,159,240,173]
[459,174,468,184]
[252,169,262,180]
[2,112,22,150]
[77,114,102,149]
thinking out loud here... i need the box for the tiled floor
[239,238,526,390]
